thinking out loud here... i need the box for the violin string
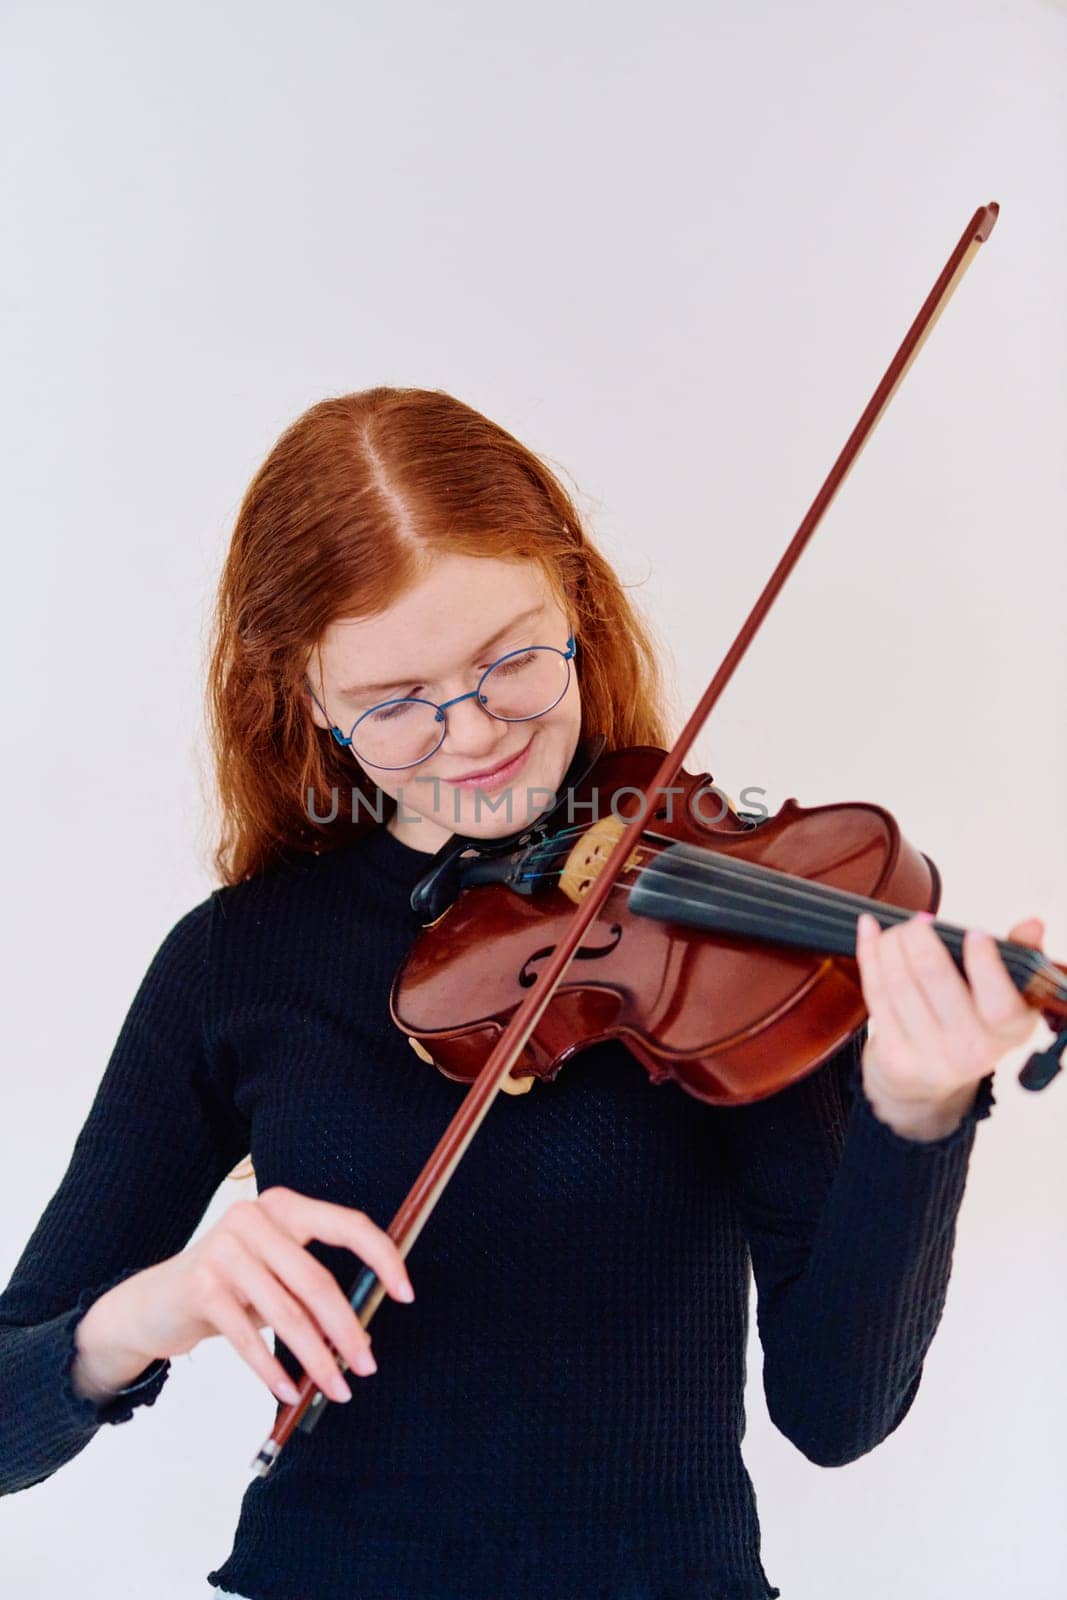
[556,863,1063,1007]
[610,850,1061,1003]
[518,829,1064,1005]
[521,833,942,945]
[649,858,1067,1003]
[521,832,1020,966]
[517,837,1065,1005]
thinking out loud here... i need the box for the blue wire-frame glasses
[307,633,577,771]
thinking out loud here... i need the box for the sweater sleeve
[0,894,250,1496]
[713,1024,994,1468]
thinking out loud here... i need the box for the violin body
[390,745,940,1107]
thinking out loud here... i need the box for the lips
[449,736,534,788]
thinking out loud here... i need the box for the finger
[197,1275,306,1407]
[1007,916,1044,949]
[873,917,947,1057]
[229,1203,378,1378]
[857,915,915,1062]
[961,927,1039,1041]
[898,916,987,1050]
[259,1188,414,1303]
[854,913,910,1055]
[214,1233,360,1403]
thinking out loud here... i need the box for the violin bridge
[559,815,643,905]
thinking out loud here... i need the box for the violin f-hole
[518,923,624,988]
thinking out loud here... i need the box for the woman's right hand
[73,1186,415,1408]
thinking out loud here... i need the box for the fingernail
[396,1279,415,1303]
[331,1375,353,1401]
[916,911,934,924]
[279,1380,301,1406]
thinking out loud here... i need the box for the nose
[440,691,509,757]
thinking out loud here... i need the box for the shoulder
[204,834,407,985]
[123,893,218,1043]
[208,837,371,927]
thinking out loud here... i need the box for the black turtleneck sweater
[0,822,994,1599]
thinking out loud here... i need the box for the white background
[1,2,1065,1595]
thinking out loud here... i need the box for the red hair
[204,388,676,888]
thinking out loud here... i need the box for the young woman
[0,387,1045,1600]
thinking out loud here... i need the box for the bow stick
[251,199,1000,1474]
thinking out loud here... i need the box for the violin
[389,736,1067,1109]
[251,198,1066,1476]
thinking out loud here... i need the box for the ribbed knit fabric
[0,821,994,1600]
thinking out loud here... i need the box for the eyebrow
[337,603,547,700]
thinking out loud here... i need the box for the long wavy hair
[203,387,679,889]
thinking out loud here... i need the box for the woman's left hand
[854,910,1046,1141]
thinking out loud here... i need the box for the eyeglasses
[307,633,576,771]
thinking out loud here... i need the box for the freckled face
[306,554,582,854]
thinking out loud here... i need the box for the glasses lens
[349,645,571,768]
[350,700,443,769]
[480,645,570,720]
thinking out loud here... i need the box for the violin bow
[252,200,1003,1474]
